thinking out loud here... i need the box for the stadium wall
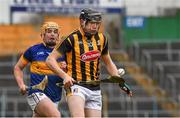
[123,11,180,46]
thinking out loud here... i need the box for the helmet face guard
[40,22,60,47]
[79,8,102,23]
[41,22,60,35]
[87,14,102,23]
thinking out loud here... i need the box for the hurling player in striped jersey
[46,8,131,117]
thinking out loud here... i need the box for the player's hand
[19,84,27,95]
[63,75,75,88]
[118,68,125,77]
[119,83,132,97]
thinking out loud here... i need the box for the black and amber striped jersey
[56,28,108,89]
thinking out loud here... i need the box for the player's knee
[70,111,84,117]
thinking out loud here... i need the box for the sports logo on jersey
[37,51,51,55]
[81,50,100,62]
[37,52,45,55]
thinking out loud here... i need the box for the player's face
[84,21,101,35]
[43,28,59,47]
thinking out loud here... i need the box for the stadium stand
[141,49,180,74]
[130,41,170,64]
[171,41,180,50]
[0,25,40,55]
[153,61,180,88]
[0,87,32,117]
[100,50,176,117]
[129,41,180,117]
[166,74,180,102]
[0,53,31,117]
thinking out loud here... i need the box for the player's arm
[101,35,119,76]
[46,50,75,88]
[101,52,119,76]
[13,56,28,95]
[46,50,68,79]
[102,53,132,96]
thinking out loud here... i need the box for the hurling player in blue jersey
[14,22,66,117]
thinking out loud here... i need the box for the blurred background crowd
[0,0,180,117]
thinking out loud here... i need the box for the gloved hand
[119,82,132,97]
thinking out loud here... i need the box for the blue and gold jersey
[22,43,64,102]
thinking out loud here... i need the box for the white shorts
[66,85,102,110]
[27,92,59,111]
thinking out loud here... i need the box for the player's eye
[46,29,58,34]
[53,29,58,34]
[46,29,52,33]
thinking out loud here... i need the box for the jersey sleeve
[56,38,72,54]
[23,47,32,62]
[101,34,109,55]
[57,54,66,62]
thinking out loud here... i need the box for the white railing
[141,49,180,74]
[130,40,180,64]
[166,74,180,102]
[153,61,180,87]
[131,41,180,102]
[0,87,31,117]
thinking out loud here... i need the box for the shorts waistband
[76,84,100,90]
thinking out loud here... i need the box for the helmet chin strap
[84,27,97,38]
[84,32,93,38]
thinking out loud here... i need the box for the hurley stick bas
[26,75,48,91]
[56,75,132,97]
[56,75,125,87]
